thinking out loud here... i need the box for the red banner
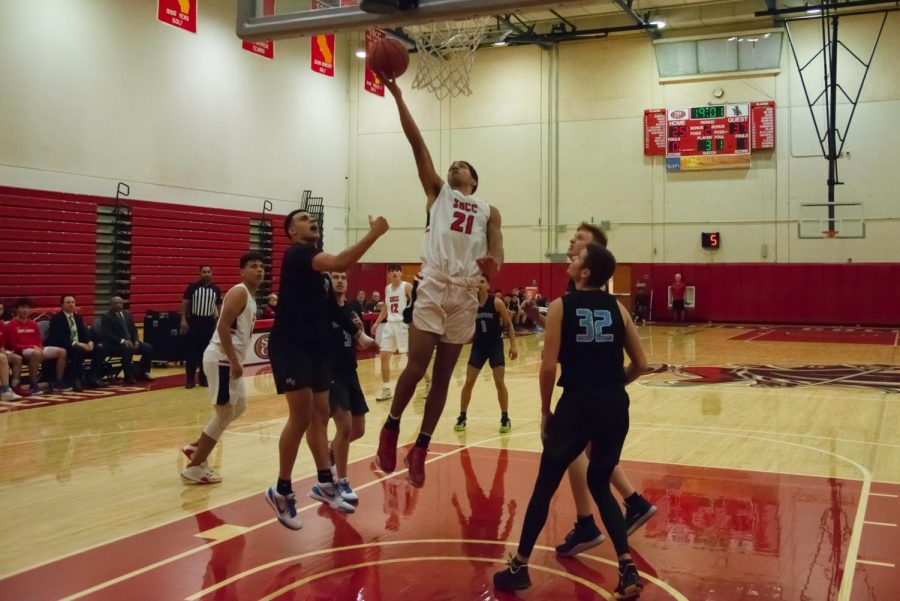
[157,0,197,33]
[311,34,335,76]
[365,28,386,96]
[242,0,275,59]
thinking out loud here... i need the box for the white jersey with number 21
[421,184,490,279]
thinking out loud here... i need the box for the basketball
[366,38,409,80]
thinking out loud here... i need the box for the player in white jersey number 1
[375,77,504,488]
[181,252,265,484]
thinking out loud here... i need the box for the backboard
[236,0,589,40]
[798,202,865,239]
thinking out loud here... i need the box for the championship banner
[311,34,335,75]
[365,28,386,96]
[157,0,197,33]
[242,0,275,59]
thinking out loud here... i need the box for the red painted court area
[1,445,895,601]
[729,326,898,346]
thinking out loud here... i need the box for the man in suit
[98,296,153,384]
[47,295,107,391]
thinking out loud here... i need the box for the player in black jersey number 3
[493,242,649,600]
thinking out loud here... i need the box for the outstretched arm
[383,79,443,205]
[312,215,389,273]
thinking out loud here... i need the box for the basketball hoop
[408,18,487,99]
[822,230,838,238]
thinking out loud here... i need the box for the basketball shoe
[181,464,222,484]
[265,487,303,530]
[310,481,355,513]
[404,445,427,488]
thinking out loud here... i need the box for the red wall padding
[2,186,897,326]
[351,261,900,327]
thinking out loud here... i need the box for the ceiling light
[747,37,759,42]
[493,41,507,47]
[728,36,737,41]
[763,33,771,38]
[355,49,366,58]
[649,19,667,29]
[807,7,822,13]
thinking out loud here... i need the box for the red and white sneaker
[405,445,427,488]
[375,426,399,473]
[181,463,222,484]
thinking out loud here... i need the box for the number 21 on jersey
[576,308,613,343]
[450,211,474,235]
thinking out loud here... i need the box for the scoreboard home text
[644,101,775,171]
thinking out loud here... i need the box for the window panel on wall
[698,38,738,73]
[656,41,698,77]
[738,33,782,71]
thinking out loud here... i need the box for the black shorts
[468,337,505,370]
[329,370,369,416]
[672,299,685,311]
[270,343,331,394]
[548,388,630,465]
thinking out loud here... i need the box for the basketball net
[409,18,487,100]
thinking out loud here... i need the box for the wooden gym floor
[0,324,897,600]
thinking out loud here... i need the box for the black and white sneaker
[555,520,605,556]
[453,415,467,432]
[614,563,644,599]
[493,556,531,591]
[624,495,657,536]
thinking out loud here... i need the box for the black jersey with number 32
[473,296,501,344]
[558,289,626,390]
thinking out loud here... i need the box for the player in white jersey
[181,252,264,484]
[375,77,504,488]
[372,264,411,401]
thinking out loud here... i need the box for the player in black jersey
[265,209,387,531]
[494,243,648,599]
[326,271,369,505]
[525,223,656,556]
[453,274,518,434]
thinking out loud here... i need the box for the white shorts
[379,321,409,353]
[203,356,245,407]
[22,346,64,359]
[412,268,479,345]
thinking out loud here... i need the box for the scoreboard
[644,101,775,171]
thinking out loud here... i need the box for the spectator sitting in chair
[4,298,71,395]
[98,296,153,385]
[0,327,23,401]
[47,295,107,391]
[363,291,381,313]
[261,293,278,319]
[346,291,366,318]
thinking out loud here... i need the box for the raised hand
[369,215,390,236]
[476,255,498,279]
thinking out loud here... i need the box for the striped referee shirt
[183,281,222,318]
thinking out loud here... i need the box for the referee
[181,265,222,389]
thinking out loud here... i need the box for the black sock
[415,432,431,449]
[459,411,466,419]
[576,514,595,526]
[501,412,509,420]
[624,492,641,506]
[511,556,527,569]
[385,415,400,431]
[317,469,333,484]
[618,558,634,571]
[276,479,292,496]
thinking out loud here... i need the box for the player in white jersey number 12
[375,76,504,488]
